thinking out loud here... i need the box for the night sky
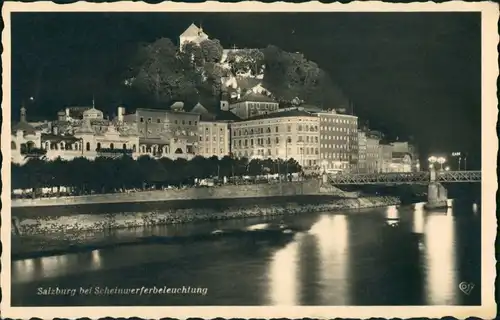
[11,12,481,168]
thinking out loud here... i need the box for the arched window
[86,142,90,151]
[11,141,16,150]
[122,143,127,150]
[110,143,114,150]
[133,144,136,152]
[175,148,183,154]
[97,142,101,150]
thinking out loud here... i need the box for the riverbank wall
[12,180,323,208]
[12,195,400,236]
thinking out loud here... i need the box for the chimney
[118,106,125,122]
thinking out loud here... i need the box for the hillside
[125,36,350,113]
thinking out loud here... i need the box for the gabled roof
[180,23,207,38]
[236,92,277,103]
[236,77,262,91]
[190,102,209,114]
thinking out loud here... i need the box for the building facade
[11,106,43,164]
[314,110,358,173]
[230,110,320,169]
[197,120,231,159]
[391,141,420,171]
[357,130,367,173]
[121,103,201,158]
[366,135,380,173]
[228,92,279,120]
[390,152,413,172]
[179,23,209,50]
[378,143,393,173]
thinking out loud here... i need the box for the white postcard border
[1,2,497,319]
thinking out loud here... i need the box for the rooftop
[244,109,316,121]
[180,23,208,38]
[12,121,38,135]
[235,92,276,103]
[216,111,242,122]
[41,133,79,142]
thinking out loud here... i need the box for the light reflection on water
[267,235,300,305]
[308,214,350,305]
[11,201,480,306]
[423,207,458,305]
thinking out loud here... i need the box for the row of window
[320,117,357,125]
[322,135,353,141]
[321,126,354,133]
[199,136,226,143]
[320,144,351,150]
[231,149,319,160]
[139,129,196,136]
[232,135,320,148]
[322,153,350,160]
[200,148,226,155]
[139,117,198,126]
[246,103,278,110]
[200,127,226,132]
[232,124,319,136]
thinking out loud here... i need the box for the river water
[11,200,481,306]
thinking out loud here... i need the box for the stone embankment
[11,195,400,259]
[12,196,398,235]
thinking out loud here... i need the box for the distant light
[445,166,450,171]
[29,96,34,101]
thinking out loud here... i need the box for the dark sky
[11,12,481,168]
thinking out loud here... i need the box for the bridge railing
[435,170,481,182]
[326,170,481,185]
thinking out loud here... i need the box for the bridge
[323,169,481,210]
[326,170,481,185]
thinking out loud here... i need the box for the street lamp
[428,156,437,169]
[437,157,446,170]
[445,166,450,171]
[321,160,328,174]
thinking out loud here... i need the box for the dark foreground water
[11,199,481,306]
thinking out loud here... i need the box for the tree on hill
[200,39,224,63]
[127,38,223,108]
[126,38,348,111]
[261,45,348,108]
[226,48,265,76]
